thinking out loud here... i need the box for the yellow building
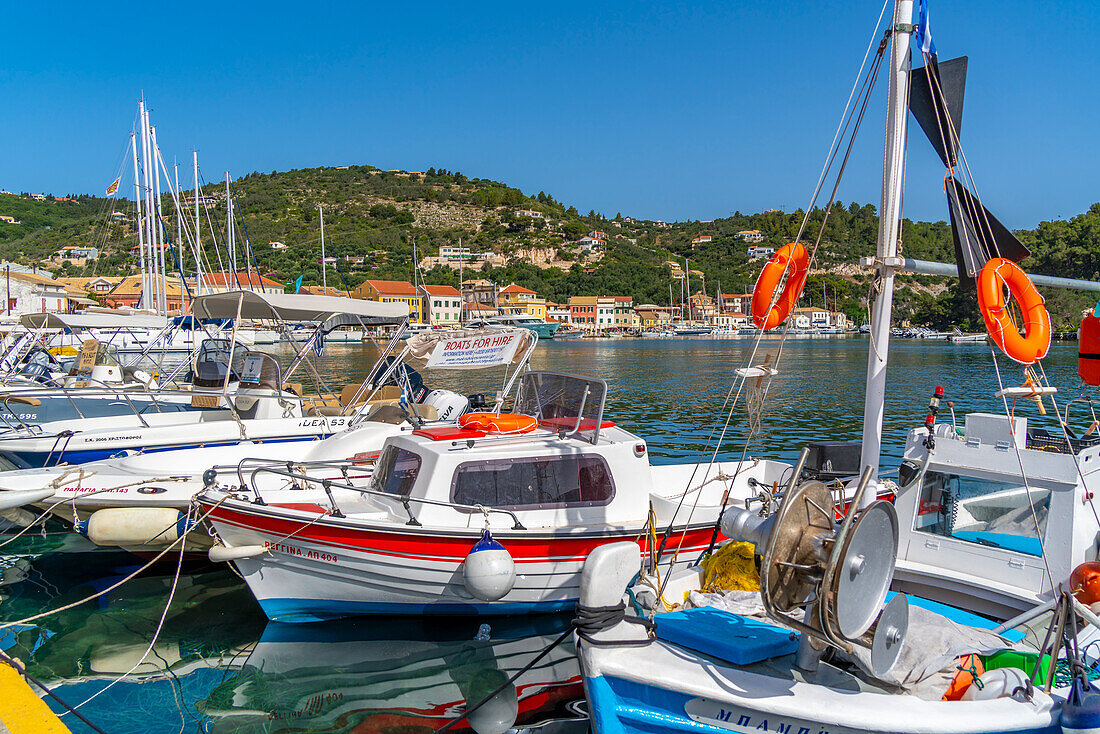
[498,283,547,320]
[352,279,423,323]
[634,305,675,328]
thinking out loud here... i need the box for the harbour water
[0,337,1081,733]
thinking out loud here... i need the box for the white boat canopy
[20,312,170,330]
[191,290,409,325]
[404,327,535,369]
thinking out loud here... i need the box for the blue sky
[1,1,1093,229]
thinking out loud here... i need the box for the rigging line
[59,502,192,716]
[1033,360,1100,530]
[228,180,260,292]
[0,497,228,631]
[797,0,893,237]
[988,346,1056,586]
[655,24,891,568]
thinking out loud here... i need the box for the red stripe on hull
[204,501,721,563]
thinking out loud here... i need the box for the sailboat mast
[859,0,914,497]
[130,132,145,308]
[226,172,235,286]
[319,205,326,292]
[193,152,202,297]
[152,126,167,313]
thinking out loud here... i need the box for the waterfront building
[418,284,462,326]
[104,275,187,312]
[57,276,122,297]
[569,296,598,327]
[460,279,498,307]
[353,279,424,322]
[633,304,675,328]
[612,296,634,328]
[688,293,716,322]
[546,301,571,323]
[498,283,547,320]
[462,301,498,320]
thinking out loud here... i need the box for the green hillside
[0,166,1097,330]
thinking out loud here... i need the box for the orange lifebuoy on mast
[976,258,1051,365]
[751,243,810,330]
[459,412,538,435]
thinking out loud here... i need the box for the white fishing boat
[196,369,792,621]
[573,1,1100,732]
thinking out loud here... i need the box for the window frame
[449,453,616,512]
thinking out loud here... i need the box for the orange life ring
[976,258,1051,365]
[751,243,810,330]
[459,412,538,435]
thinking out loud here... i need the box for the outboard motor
[422,390,469,422]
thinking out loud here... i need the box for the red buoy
[1080,313,1100,386]
[1070,561,1100,606]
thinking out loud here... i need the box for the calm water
[0,336,1082,733]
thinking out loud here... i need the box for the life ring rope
[977,257,1051,365]
[751,243,810,331]
[458,412,538,435]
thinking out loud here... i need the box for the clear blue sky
[1,1,1093,229]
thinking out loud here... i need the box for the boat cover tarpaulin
[20,312,169,330]
[405,328,533,369]
[191,290,408,324]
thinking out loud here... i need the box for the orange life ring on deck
[976,258,1051,365]
[751,243,810,330]
[459,412,538,435]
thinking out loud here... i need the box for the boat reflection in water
[201,614,586,734]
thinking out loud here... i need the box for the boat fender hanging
[751,242,810,331]
[208,543,269,562]
[463,529,516,601]
[77,507,193,547]
[1061,678,1100,734]
[960,667,1031,701]
[977,258,1051,365]
[464,680,519,734]
[1080,312,1100,386]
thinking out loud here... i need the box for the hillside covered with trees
[0,166,1097,329]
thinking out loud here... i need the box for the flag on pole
[105,177,121,196]
[294,275,304,293]
[916,0,936,57]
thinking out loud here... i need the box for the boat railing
[229,460,526,529]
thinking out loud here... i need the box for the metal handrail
[228,462,526,529]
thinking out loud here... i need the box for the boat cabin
[894,411,1099,618]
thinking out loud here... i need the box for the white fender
[81,507,188,547]
[463,530,516,602]
[0,488,56,511]
[961,667,1031,701]
[208,544,269,562]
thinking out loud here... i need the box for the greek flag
[916,0,936,57]
[398,378,410,412]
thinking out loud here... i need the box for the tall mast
[226,172,234,286]
[319,205,326,292]
[152,126,167,313]
[193,152,202,297]
[859,0,914,497]
[139,101,154,310]
[130,131,145,305]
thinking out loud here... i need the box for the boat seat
[654,607,798,665]
[306,405,343,417]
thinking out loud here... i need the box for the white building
[419,284,463,326]
[736,230,764,243]
[748,246,776,260]
[575,236,605,251]
[0,270,75,316]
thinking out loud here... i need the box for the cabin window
[914,471,1050,557]
[451,454,615,510]
[370,446,422,497]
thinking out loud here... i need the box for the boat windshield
[514,371,608,444]
[914,471,1050,557]
[369,446,421,497]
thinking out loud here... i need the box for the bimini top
[191,290,409,325]
[404,327,535,369]
[20,312,170,331]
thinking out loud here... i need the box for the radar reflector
[720,450,909,677]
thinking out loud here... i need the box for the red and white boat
[198,371,792,621]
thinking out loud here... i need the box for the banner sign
[426,332,523,369]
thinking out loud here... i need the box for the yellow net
[700,541,761,592]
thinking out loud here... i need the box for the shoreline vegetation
[1,165,1096,331]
